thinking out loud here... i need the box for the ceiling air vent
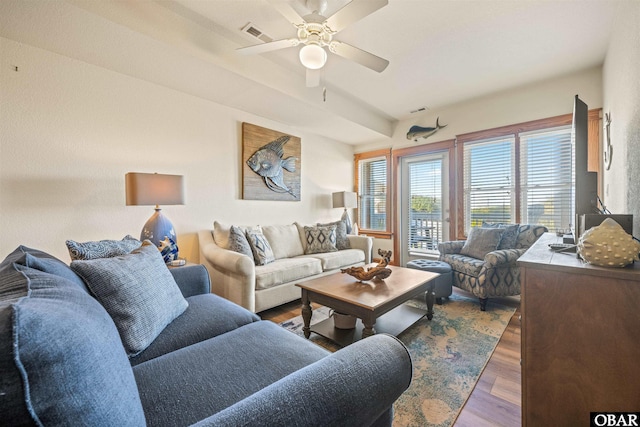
[241,23,273,43]
[410,106,429,114]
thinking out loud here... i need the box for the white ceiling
[1,0,618,144]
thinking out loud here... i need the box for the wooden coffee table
[297,265,439,346]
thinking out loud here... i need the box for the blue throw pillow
[318,220,351,250]
[245,229,276,266]
[71,241,188,356]
[228,225,254,259]
[482,222,520,250]
[460,227,504,259]
[65,235,141,261]
[0,260,146,426]
[304,225,338,254]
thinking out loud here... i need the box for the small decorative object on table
[159,236,179,263]
[577,218,640,267]
[341,249,393,282]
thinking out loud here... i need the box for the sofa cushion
[246,229,276,266]
[0,245,89,293]
[133,321,329,427]
[262,224,305,259]
[130,293,260,366]
[0,260,146,426]
[515,224,548,249]
[441,253,485,277]
[65,235,141,260]
[254,257,323,290]
[318,220,351,250]
[228,225,254,259]
[482,222,520,249]
[304,225,338,254]
[70,241,188,356]
[305,249,365,271]
[460,227,504,259]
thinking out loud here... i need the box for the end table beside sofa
[0,242,412,426]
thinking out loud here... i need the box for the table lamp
[125,172,184,247]
[332,191,357,234]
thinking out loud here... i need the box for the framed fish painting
[242,122,301,201]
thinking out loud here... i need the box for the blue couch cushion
[0,258,146,426]
[130,293,260,366]
[71,241,188,357]
[133,321,329,427]
[0,245,88,293]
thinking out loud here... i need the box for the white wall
[357,66,603,153]
[0,38,354,262]
[602,1,640,234]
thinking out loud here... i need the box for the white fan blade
[306,68,321,87]
[237,38,299,55]
[269,1,306,26]
[324,0,388,33]
[330,41,389,72]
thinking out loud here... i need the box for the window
[406,155,445,253]
[355,149,391,238]
[463,136,516,230]
[456,113,593,238]
[519,126,573,229]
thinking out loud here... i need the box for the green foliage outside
[470,205,511,226]
[411,195,439,213]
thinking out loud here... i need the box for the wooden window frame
[354,148,392,239]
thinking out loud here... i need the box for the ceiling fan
[237,0,389,87]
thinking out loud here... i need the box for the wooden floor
[259,289,522,427]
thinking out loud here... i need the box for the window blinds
[463,136,515,230]
[358,157,387,231]
[519,126,573,230]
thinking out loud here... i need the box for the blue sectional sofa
[0,244,412,426]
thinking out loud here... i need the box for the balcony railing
[409,212,443,252]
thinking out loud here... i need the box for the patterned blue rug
[279,294,516,426]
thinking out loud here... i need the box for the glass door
[399,152,450,265]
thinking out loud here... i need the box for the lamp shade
[332,191,357,209]
[299,44,327,70]
[125,173,184,206]
[125,172,184,249]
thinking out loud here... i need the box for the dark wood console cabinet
[518,233,640,426]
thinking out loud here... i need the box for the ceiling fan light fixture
[299,44,327,70]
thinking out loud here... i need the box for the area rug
[279,294,516,427]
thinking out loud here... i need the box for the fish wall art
[406,117,448,142]
[242,123,301,201]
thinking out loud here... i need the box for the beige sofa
[198,222,373,313]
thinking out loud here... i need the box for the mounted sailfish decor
[242,122,301,201]
[406,117,448,142]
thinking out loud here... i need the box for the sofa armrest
[347,235,373,264]
[192,334,412,427]
[483,248,527,268]
[198,230,258,312]
[438,240,465,256]
[169,264,210,298]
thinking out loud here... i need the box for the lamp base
[141,208,177,247]
[341,209,352,234]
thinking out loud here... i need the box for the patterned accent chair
[438,224,547,310]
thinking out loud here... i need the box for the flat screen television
[573,95,599,238]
